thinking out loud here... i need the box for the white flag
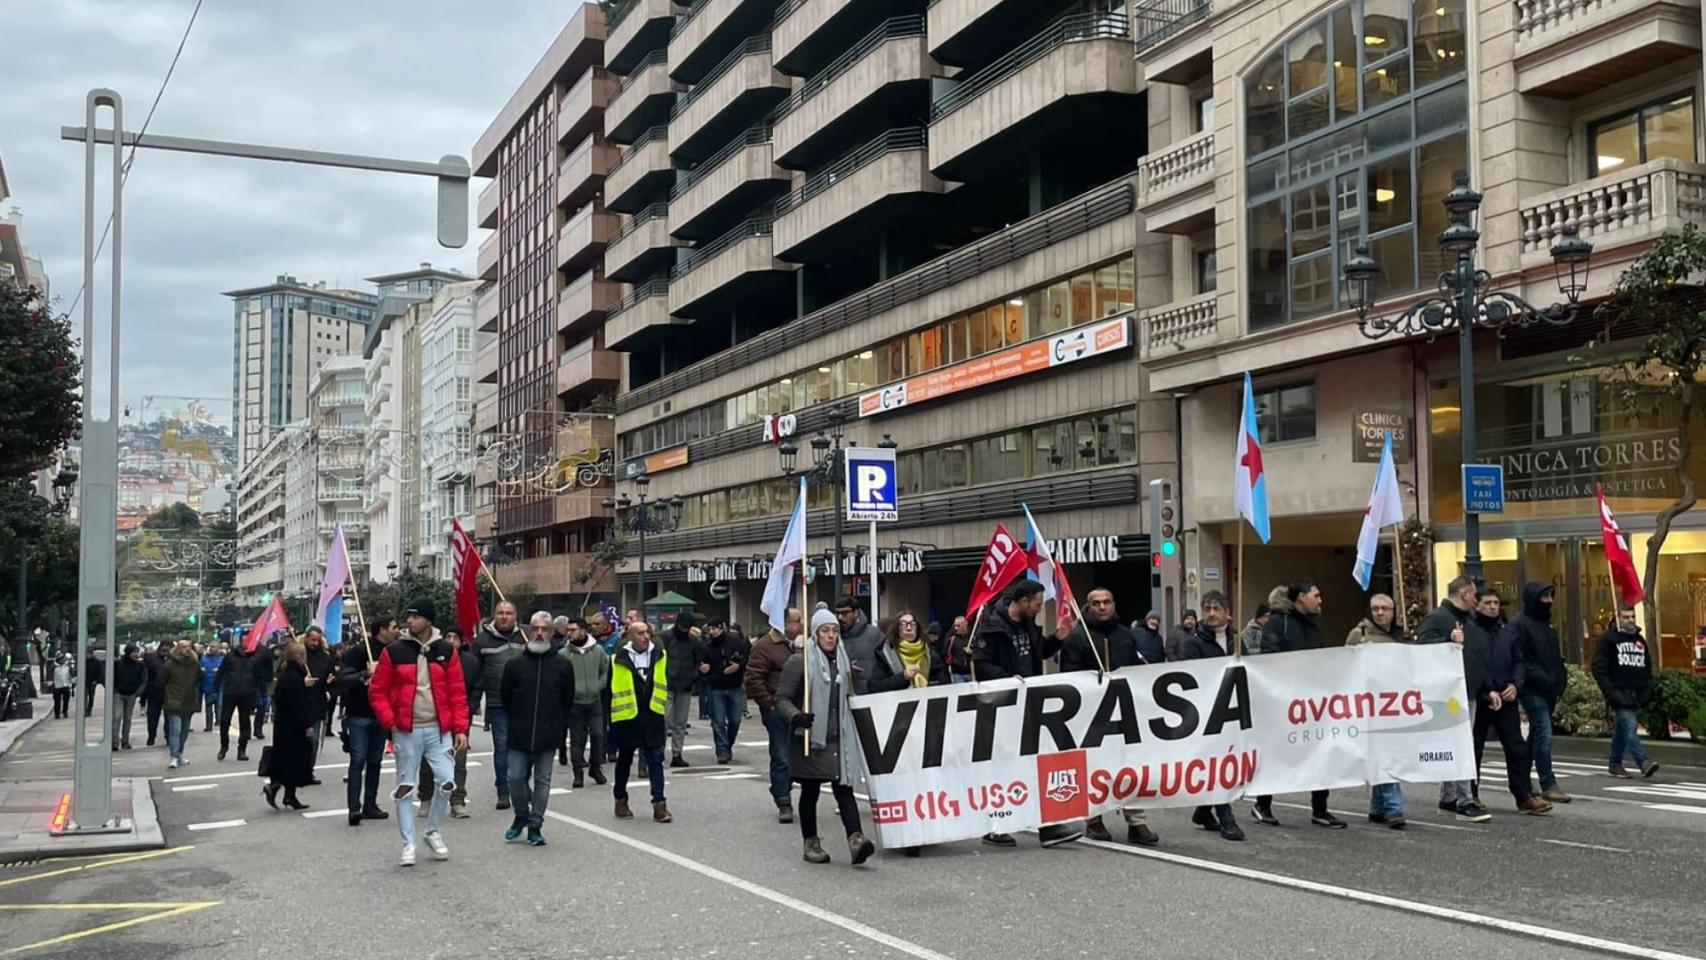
[1353,432,1407,590]
[761,476,808,636]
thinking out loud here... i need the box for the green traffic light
[186,613,198,625]
[1160,540,1178,557]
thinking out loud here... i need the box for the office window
[1254,381,1317,443]
[1194,95,1216,133]
[1195,248,1218,294]
[1590,93,1696,176]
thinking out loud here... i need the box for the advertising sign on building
[1352,409,1414,463]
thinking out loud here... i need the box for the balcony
[927,13,1140,181]
[669,126,787,242]
[499,550,615,596]
[316,392,363,410]
[773,0,896,75]
[605,126,675,213]
[669,215,791,315]
[1137,130,1215,234]
[318,520,368,535]
[1518,158,1706,268]
[605,278,688,348]
[556,340,622,398]
[477,230,499,281]
[774,128,945,260]
[1142,292,1218,357]
[927,0,1072,68]
[1514,0,1701,97]
[348,550,371,568]
[557,68,617,146]
[608,0,679,75]
[476,283,498,333]
[557,271,623,337]
[474,399,498,437]
[558,135,620,212]
[668,0,778,84]
[322,487,364,503]
[475,336,498,385]
[609,50,682,144]
[477,178,499,230]
[773,16,938,170]
[557,204,620,275]
[606,203,680,282]
[1130,0,1214,84]
[669,37,789,163]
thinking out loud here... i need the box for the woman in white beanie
[774,608,874,865]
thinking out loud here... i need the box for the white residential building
[234,424,297,604]
[417,280,483,579]
[284,356,369,594]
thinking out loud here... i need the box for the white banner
[849,644,1477,847]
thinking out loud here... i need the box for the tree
[142,503,203,531]
[0,282,80,482]
[572,537,627,616]
[1594,224,1706,647]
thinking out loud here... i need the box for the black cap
[405,599,437,625]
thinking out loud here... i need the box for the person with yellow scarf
[866,612,947,693]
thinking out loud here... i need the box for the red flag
[246,596,291,653]
[1597,483,1646,605]
[450,517,486,641]
[965,523,1030,620]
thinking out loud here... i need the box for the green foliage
[142,503,203,531]
[0,282,81,483]
[1553,664,1612,737]
[1637,668,1706,740]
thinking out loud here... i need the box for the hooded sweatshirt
[1507,583,1566,703]
[562,637,611,705]
[1591,622,1653,709]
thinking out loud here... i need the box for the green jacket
[561,641,611,705]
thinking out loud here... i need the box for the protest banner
[849,643,1477,847]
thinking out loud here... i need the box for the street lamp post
[603,475,682,622]
[778,409,851,600]
[1344,174,1592,584]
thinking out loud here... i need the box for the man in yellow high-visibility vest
[609,620,671,823]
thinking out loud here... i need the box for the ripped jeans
[391,726,455,848]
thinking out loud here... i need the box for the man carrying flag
[752,477,807,824]
[760,477,808,637]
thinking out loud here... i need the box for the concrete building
[594,0,1158,623]
[227,276,378,471]
[234,424,297,604]
[283,356,369,594]
[1134,0,1706,661]
[0,207,48,297]
[471,3,622,606]
[418,280,484,580]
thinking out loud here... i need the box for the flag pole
[800,549,811,759]
[1391,525,1408,631]
[481,562,508,606]
[346,569,374,662]
[1234,521,1246,658]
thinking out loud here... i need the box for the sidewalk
[0,697,50,758]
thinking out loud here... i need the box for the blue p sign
[844,447,898,522]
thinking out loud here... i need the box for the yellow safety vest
[609,652,668,722]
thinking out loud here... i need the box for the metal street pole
[13,541,26,672]
[831,449,844,601]
[1456,249,1483,585]
[637,506,648,622]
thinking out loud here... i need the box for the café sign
[678,547,926,584]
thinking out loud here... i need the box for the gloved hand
[791,711,815,730]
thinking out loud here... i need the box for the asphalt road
[2,699,1702,960]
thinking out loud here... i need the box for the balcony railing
[774,127,926,216]
[672,35,771,120]
[673,214,773,277]
[611,202,670,244]
[670,0,715,37]
[607,0,642,29]
[608,277,671,318]
[1131,0,1211,55]
[674,125,772,196]
[609,125,669,176]
[1137,130,1214,201]
[773,0,808,27]
[772,16,925,120]
[616,49,669,95]
[1519,158,1706,261]
[930,12,1130,121]
[1143,293,1218,353]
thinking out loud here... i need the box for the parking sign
[845,447,898,522]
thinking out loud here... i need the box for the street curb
[0,702,50,758]
[0,778,165,863]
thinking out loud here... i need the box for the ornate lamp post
[778,409,851,599]
[602,474,683,621]
[1344,174,1593,583]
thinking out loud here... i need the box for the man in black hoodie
[302,628,337,775]
[697,618,749,765]
[499,612,577,846]
[339,619,396,826]
[474,602,524,809]
[1251,579,1342,829]
[1060,587,1162,846]
[1592,604,1660,779]
[214,640,266,762]
[663,611,702,768]
[142,642,168,746]
[1506,583,1568,802]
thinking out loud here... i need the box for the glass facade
[1245,0,1467,331]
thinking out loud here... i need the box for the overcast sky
[1,0,573,415]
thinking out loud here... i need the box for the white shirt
[623,643,654,669]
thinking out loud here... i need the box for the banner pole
[966,605,984,684]
[346,571,374,663]
[801,556,810,758]
[1391,525,1408,632]
[1235,522,1246,658]
[869,520,880,628]
[481,562,508,606]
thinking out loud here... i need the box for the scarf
[897,639,929,688]
[805,640,863,787]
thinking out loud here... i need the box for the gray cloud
[1,0,573,413]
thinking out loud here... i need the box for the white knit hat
[809,608,838,638]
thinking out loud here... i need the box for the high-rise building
[471,3,621,607]
[417,280,484,580]
[234,424,297,604]
[284,356,369,594]
[227,276,378,471]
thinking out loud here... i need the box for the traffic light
[1147,478,1182,630]
[260,592,272,604]
[185,613,199,626]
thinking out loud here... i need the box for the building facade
[234,424,296,604]
[418,280,484,580]
[472,4,622,607]
[282,356,370,594]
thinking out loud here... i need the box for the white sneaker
[167,758,179,769]
[423,830,449,861]
[399,843,416,867]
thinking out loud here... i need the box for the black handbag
[256,745,275,778]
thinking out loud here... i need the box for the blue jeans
[1610,707,1648,768]
[951,673,972,684]
[345,716,386,813]
[706,688,745,759]
[762,710,792,809]
[165,714,190,763]
[486,705,510,794]
[615,744,666,804]
[508,748,555,829]
[392,726,454,848]
[203,691,222,730]
[1520,693,1558,789]
[1369,782,1404,817]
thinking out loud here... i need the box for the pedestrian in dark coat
[864,611,947,693]
[1505,582,1567,800]
[1251,580,1340,828]
[162,639,203,767]
[609,620,672,822]
[774,609,875,866]
[1592,604,1660,779]
[142,643,169,745]
[262,641,315,810]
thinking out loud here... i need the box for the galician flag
[316,522,354,646]
[1233,372,1272,543]
[760,476,808,636]
[1353,432,1407,590]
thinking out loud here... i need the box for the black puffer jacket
[1506,583,1565,703]
[970,605,1059,680]
[1059,617,1148,672]
[1262,593,1323,653]
[499,647,576,754]
[474,624,525,706]
[214,646,266,700]
[1179,621,1238,660]
[1416,600,1491,699]
[112,654,149,697]
[304,645,336,721]
[664,620,702,693]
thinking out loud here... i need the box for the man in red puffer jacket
[370,600,470,868]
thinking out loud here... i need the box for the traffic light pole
[1147,478,1182,632]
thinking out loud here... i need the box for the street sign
[708,580,730,601]
[845,447,898,522]
[1462,463,1505,514]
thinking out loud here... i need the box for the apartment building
[1134,0,1706,655]
[282,356,370,594]
[233,424,296,604]
[593,0,1165,624]
[417,281,485,580]
[471,4,622,607]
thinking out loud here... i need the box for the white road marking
[1269,801,1474,832]
[185,819,246,831]
[736,741,768,748]
[300,809,348,819]
[706,773,761,780]
[1540,839,1632,853]
[170,784,218,793]
[1080,838,1703,960]
[545,811,957,960]
[550,788,572,795]
[1606,785,1706,802]
[1642,804,1706,817]
[681,744,712,752]
[161,748,492,783]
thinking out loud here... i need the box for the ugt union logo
[1036,750,1090,822]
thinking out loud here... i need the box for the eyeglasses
[898,618,916,626]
